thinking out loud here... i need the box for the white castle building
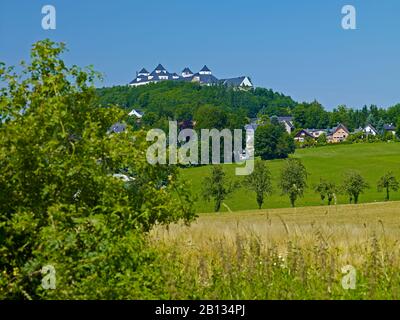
[129,64,253,88]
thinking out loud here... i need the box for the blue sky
[1,0,399,109]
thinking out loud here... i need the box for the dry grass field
[151,202,400,299]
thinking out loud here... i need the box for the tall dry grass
[150,202,400,299]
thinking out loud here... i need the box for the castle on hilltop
[129,64,253,88]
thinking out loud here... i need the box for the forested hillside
[96,82,296,124]
[97,82,400,132]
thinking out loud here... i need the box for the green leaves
[279,159,308,207]
[255,122,295,160]
[243,161,273,209]
[202,165,234,212]
[342,170,369,204]
[0,40,195,299]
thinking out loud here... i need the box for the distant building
[128,109,144,118]
[294,129,315,143]
[383,124,396,135]
[327,123,350,143]
[364,123,379,136]
[129,64,253,88]
[308,129,327,138]
[276,116,294,134]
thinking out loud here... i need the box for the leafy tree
[366,113,377,127]
[255,123,295,160]
[377,172,399,201]
[396,117,400,138]
[0,40,195,299]
[142,111,159,126]
[243,161,273,209]
[293,101,328,129]
[317,133,327,145]
[342,171,369,204]
[194,104,228,130]
[314,179,336,205]
[279,159,308,207]
[202,165,233,212]
[376,118,385,135]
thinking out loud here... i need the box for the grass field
[181,142,400,213]
[151,201,400,299]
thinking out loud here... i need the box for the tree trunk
[257,194,263,209]
[386,187,390,201]
[290,194,296,208]
[215,200,221,212]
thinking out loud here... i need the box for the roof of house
[200,65,211,72]
[138,68,149,74]
[294,129,314,138]
[154,64,166,71]
[182,67,193,74]
[276,116,293,122]
[108,122,127,134]
[220,76,250,87]
[191,73,219,84]
[331,123,349,134]
[128,109,144,118]
[364,123,378,133]
[384,124,396,131]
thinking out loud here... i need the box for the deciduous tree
[243,161,273,209]
[377,172,399,201]
[279,159,308,207]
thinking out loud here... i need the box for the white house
[128,109,143,118]
[364,123,378,136]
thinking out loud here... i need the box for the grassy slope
[180,142,400,213]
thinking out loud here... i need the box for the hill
[96,81,297,119]
[96,82,400,132]
[181,142,400,213]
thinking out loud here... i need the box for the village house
[327,123,350,143]
[353,123,396,137]
[308,129,328,138]
[276,116,295,134]
[363,123,379,136]
[383,124,396,135]
[294,129,315,143]
[129,64,253,88]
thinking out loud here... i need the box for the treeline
[96,81,296,127]
[203,161,399,211]
[97,82,400,132]
[293,102,400,131]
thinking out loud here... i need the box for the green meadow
[181,142,400,213]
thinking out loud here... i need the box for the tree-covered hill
[96,81,400,133]
[96,81,297,120]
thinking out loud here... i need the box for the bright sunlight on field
[151,201,400,299]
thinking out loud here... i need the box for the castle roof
[182,67,193,74]
[154,64,166,71]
